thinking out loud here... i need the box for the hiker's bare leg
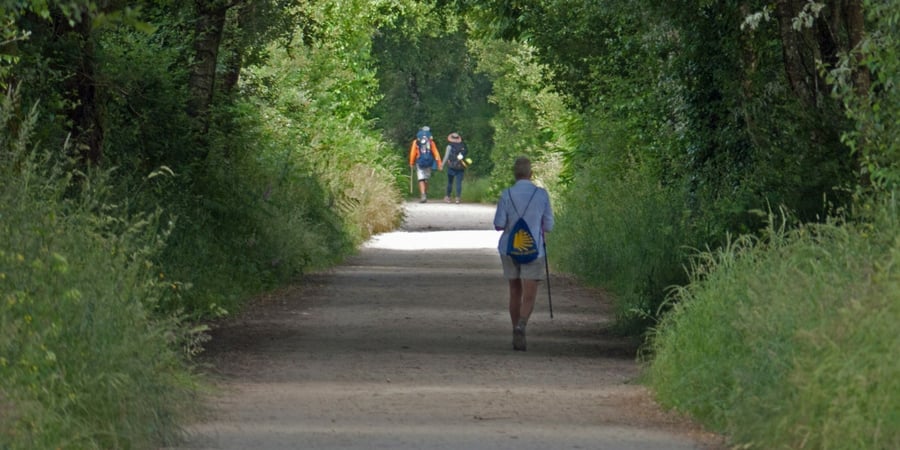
[519,279,539,325]
[508,279,523,327]
[419,180,427,196]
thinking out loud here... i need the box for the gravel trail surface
[174,201,722,450]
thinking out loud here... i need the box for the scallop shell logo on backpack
[507,217,538,264]
[512,228,535,254]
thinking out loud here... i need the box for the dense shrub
[0,91,201,449]
[647,203,900,449]
[552,157,692,333]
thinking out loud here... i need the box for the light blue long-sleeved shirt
[493,180,554,258]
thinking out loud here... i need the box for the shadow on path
[174,202,723,450]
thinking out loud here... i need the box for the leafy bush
[552,156,692,333]
[646,3,900,446]
[647,203,900,449]
[152,100,359,315]
[831,0,900,191]
[468,38,571,198]
[0,91,201,449]
[103,9,406,316]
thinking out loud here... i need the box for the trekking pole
[544,238,553,319]
[409,165,413,194]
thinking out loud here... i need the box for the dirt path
[175,202,722,450]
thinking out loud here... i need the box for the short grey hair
[513,157,532,180]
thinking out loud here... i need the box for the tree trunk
[407,72,421,107]
[188,1,230,134]
[774,0,870,108]
[61,10,104,167]
[222,2,253,94]
[842,0,869,95]
[774,0,815,106]
[739,2,761,148]
[842,0,871,187]
[221,46,243,94]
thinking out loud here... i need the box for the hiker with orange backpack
[408,126,442,203]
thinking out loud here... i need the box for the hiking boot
[513,326,526,351]
[444,196,450,203]
[420,195,427,203]
[455,197,461,204]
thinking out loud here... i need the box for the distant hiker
[409,126,443,203]
[442,132,468,204]
[493,156,554,351]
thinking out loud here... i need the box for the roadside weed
[1,90,202,449]
[647,202,900,449]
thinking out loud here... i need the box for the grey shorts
[500,254,546,280]
[416,166,432,181]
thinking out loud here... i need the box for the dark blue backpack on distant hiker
[446,142,467,170]
[505,187,540,264]
[415,129,435,169]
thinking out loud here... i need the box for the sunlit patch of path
[364,229,499,251]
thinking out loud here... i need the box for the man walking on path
[493,156,554,351]
[409,126,442,203]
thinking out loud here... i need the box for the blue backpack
[415,129,435,169]
[505,187,540,264]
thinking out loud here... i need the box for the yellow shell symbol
[512,229,535,252]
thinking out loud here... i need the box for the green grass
[551,162,692,333]
[1,94,203,449]
[408,171,493,204]
[646,202,900,449]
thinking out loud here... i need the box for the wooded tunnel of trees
[1,1,897,449]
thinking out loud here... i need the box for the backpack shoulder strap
[520,186,539,217]
[506,189,519,216]
[507,186,539,219]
